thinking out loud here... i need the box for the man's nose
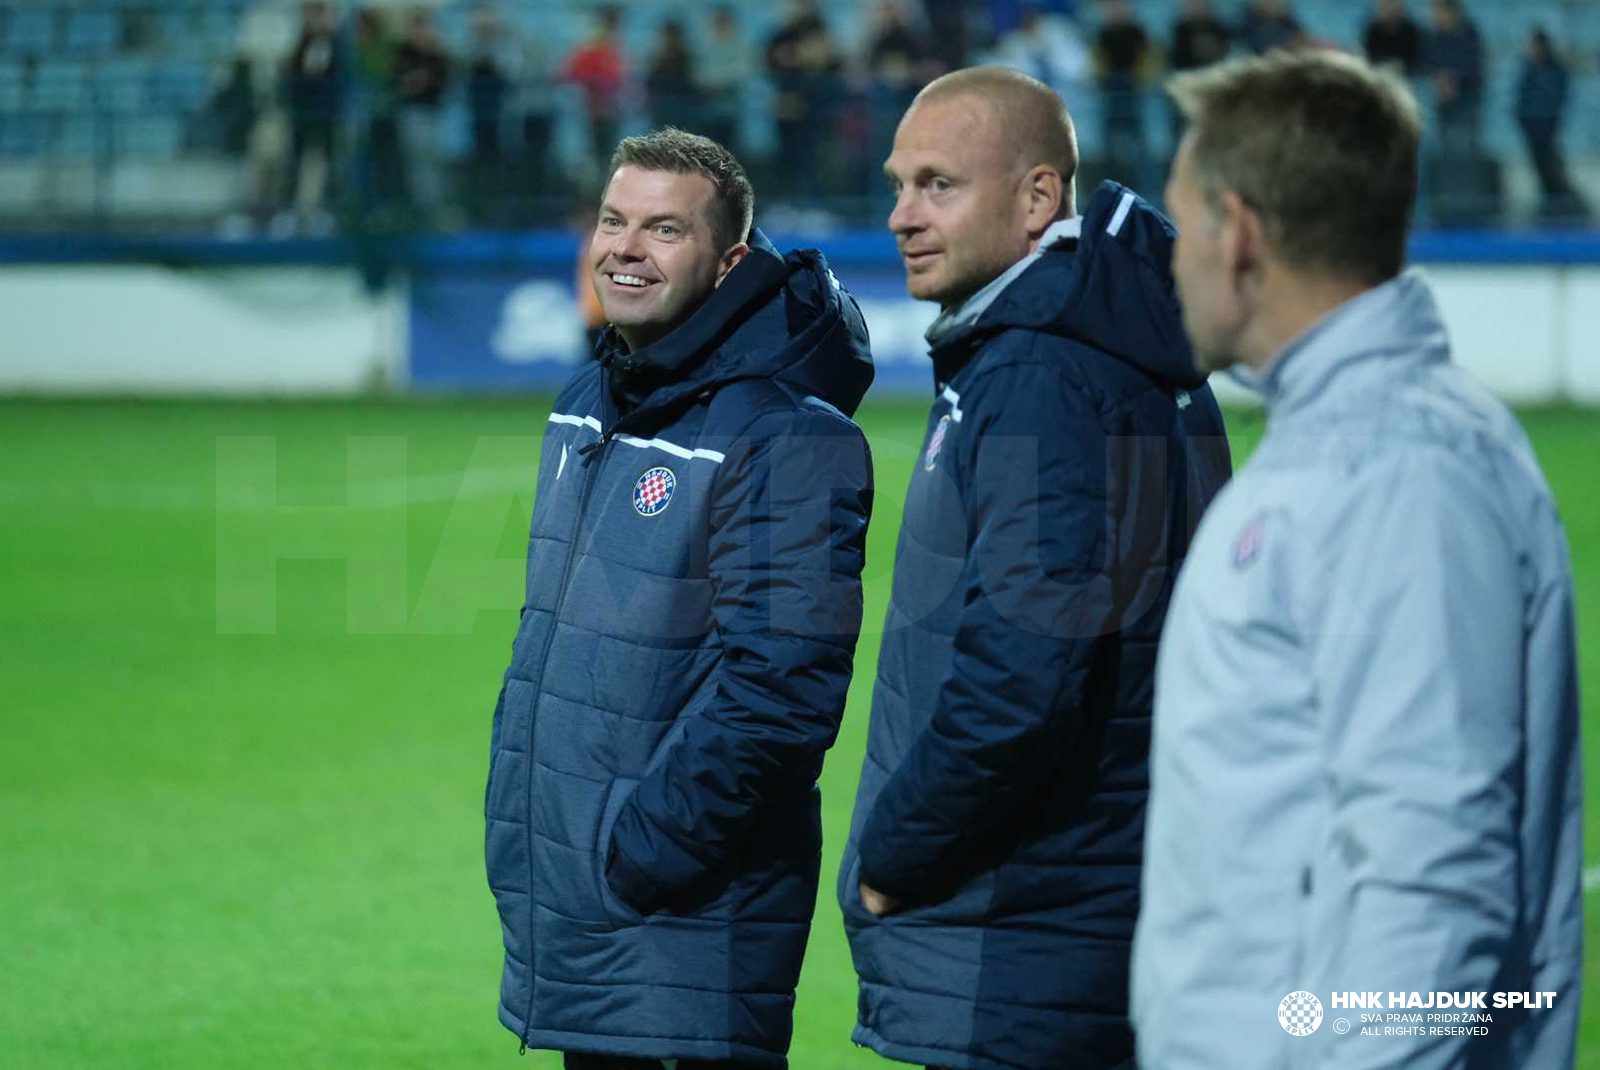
[887,190,920,236]
[609,226,645,261]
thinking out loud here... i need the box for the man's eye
[656,224,678,237]
[930,177,952,193]
[599,216,621,228]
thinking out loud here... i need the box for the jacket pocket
[594,776,646,928]
[485,678,533,823]
[838,850,875,926]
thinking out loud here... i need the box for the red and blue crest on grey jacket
[838,183,1233,1070]
[485,230,874,1066]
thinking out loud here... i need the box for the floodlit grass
[0,395,1593,1068]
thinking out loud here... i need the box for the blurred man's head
[592,128,754,351]
[1430,0,1460,30]
[303,0,334,32]
[405,5,436,40]
[1165,50,1421,372]
[885,66,1077,310]
[470,3,500,46]
[1101,0,1134,25]
[1527,27,1553,62]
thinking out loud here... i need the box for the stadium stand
[0,0,1594,232]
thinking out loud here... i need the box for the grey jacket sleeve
[1301,450,1568,1070]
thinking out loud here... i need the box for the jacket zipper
[520,431,611,1051]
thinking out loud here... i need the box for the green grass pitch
[1,396,1594,1068]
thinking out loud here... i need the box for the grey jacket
[1132,270,1582,1069]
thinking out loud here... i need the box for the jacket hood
[940,181,1205,391]
[602,228,875,424]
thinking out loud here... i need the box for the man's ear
[1217,190,1262,288]
[714,242,750,288]
[1022,165,1066,240]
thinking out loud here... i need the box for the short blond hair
[914,66,1079,210]
[1168,49,1422,283]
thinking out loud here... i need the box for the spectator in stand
[282,0,343,234]
[865,0,942,91]
[923,0,970,75]
[1169,0,1230,142]
[865,0,944,205]
[209,56,259,158]
[985,2,1091,95]
[1517,28,1588,223]
[393,6,452,223]
[1424,0,1484,156]
[509,31,558,200]
[350,6,407,222]
[463,3,516,222]
[1171,0,1231,73]
[696,6,754,154]
[1095,0,1152,192]
[1364,0,1423,77]
[646,19,698,132]
[561,5,630,175]
[216,0,294,234]
[1237,0,1302,54]
[466,4,511,166]
[765,0,845,197]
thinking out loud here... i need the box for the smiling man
[484,128,876,1069]
[837,67,1231,1070]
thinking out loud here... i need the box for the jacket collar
[923,217,1083,359]
[1231,268,1452,417]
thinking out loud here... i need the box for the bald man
[837,67,1231,1070]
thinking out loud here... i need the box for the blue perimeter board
[4,228,1597,392]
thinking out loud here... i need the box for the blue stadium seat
[29,60,91,111]
[149,60,212,111]
[0,58,24,110]
[199,4,244,48]
[0,110,52,157]
[5,8,58,55]
[96,57,155,113]
[153,7,204,57]
[434,4,471,53]
[1298,0,1364,49]
[57,113,103,158]
[63,8,120,58]
[1570,77,1600,154]
[113,114,184,158]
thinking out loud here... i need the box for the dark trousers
[563,1054,761,1070]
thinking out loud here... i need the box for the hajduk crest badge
[923,414,952,471]
[633,466,676,517]
[1234,512,1266,569]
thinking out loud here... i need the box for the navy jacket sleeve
[858,357,1114,901]
[606,406,873,914]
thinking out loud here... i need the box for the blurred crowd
[6,0,1591,232]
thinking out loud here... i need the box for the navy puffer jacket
[838,184,1232,1070]
[486,230,874,1066]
